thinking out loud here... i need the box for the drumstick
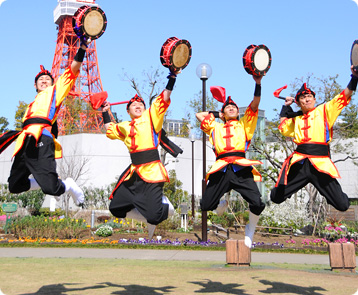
[109,101,130,106]
[90,91,129,110]
[273,85,291,101]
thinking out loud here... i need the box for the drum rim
[350,40,358,71]
[160,37,179,67]
[72,6,107,40]
[243,44,272,76]
[160,38,192,71]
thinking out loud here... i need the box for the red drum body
[72,5,107,40]
[243,44,272,76]
[160,37,192,71]
[350,40,358,72]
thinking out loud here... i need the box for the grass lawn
[0,257,357,294]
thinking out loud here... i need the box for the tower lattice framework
[51,0,104,135]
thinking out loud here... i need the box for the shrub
[10,216,88,239]
[260,197,310,232]
[38,208,66,217]
[104,218,123,229]
[95,225,113,237]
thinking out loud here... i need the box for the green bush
[157,217,179,231]
[10,216,88,239]
[38,208,66,217]
[207,212,238,228]
[95,225,113,237]
[1,187,45,216]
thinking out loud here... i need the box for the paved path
[1,247,354,265]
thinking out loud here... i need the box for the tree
[121,67,166,105]
[83,183,115,210]
[57,146,90,216]
[14,101,28,130]
[163,169,190,211]
[252,74,358,233]
[0,183,45,215]
[0,116,9,133]
[187,91,219,136]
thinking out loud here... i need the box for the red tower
[52,0,105,135]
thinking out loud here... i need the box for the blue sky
[0,0,358,128]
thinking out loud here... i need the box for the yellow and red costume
[276,90,350,185]
[107,91,172,225]
[106,91,169,188]
[200,102,265,216]
[14,67,78,158]
[271,89,350,212]
[201,103,262,182]
[7,66,78,196]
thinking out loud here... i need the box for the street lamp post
[190,133,195,218]
[196,63,212,242]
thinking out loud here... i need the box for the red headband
[295,83,315,101]
[35,65,54,83]
[126,94,146,110]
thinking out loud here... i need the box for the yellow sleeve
[149,91,170,133]
[54,67,79,106]
[106,122,126,141]
[325,91,350,129]
[200,113,216,135]
[242,103,259,140]
[278,117,295,137]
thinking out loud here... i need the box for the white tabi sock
[162,196,175,216]
[245,211,260,248]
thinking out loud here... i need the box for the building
[164,119,190,137]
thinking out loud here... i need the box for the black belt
[130,149,160,165]
[295,144,330,157]
[216,151,245,161]
[22,118,52,128]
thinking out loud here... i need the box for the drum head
[350,40,358,71]
[82,7,107,39]
[254,48,270,71]
[172,42,191,69]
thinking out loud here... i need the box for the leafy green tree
[14,101,28,130]
[337,102,358,138]
[0,116,9,133]
[163,169,190,211]
[187,91,219,136]
[1,183,45,215]
[82,182,116,210]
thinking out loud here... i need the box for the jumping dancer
[196,74,265,248]
[270,66,358,212]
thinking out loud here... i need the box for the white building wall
[0,134,216,198]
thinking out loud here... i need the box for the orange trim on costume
[308,158,341,179]
[131,160,161,168]
[336,91,349,110]
[130,147,158,153]
[135,168,169,183]
[109,168,131,200]
[156,91,170,115]
[223,121,234,151]
[301,113,312,142]
[246,102,258,123]
[115,125,125,140]
[128,119,138,151]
